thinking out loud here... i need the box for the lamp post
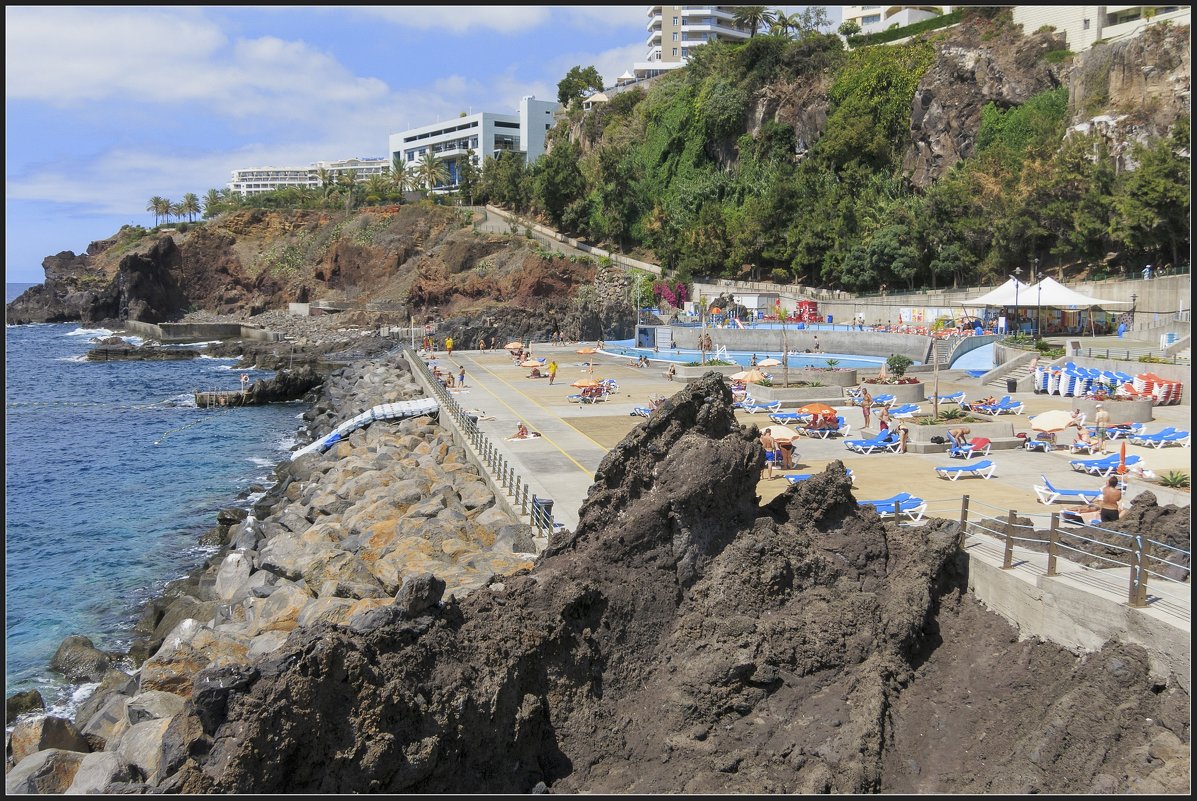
[1012,266,1022,336]
[1131,292,1138,334]
[1033,258,1041,339]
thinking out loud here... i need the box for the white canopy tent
[1027,276,1131,308]
[965,277,1034,307]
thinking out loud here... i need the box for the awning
[965,277,1034,306]
[1026,276,1131,308]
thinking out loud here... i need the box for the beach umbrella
[505,341,523,350]
[1031,409,1076,433]
[576,347,596,354]
[796,402,836,417]
[757,358,782,367]
[730,368,767,383]
[520,359,544,367]
[571,378,601,388]
[1118,441,1127,475]
[763,424,802,442]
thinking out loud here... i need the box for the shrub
[886,354,914,378]
[1044,49,1073,63]
[1158,470,1190,488]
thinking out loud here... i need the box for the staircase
[984,360,1036,391]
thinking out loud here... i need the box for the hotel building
[632,6,753,80]
[840,6,954,36]
[387,96,558,190]
[228,157,389,197]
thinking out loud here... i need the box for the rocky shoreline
[5,343,543,793]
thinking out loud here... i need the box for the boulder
[394,573,446,618]
[64,751,138,794]
[77,695,130,751]
[9,716,90,764]
[6,689,44,724]
[5,748,87,795]
[126,690,187,725]
[49,635,112,683]
[115,717,174,784]
[191,664,259,737]
[73,669,137,731]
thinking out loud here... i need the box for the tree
[795,6,832,38]
[390,156,417,195]
[337,168,359,215]
[146,196,166,226]
[557,65,604,106]
[417,151,448,191]
[769,11,798,38]
[731,6,774,38]
[364,173,389,204]
[1111,118,1190,269]
[838,19,861,37]
[534,139,585,228]
[179,192,201,222]
[456,148,481,206]
[202,188,222,219]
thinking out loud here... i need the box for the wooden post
[1002,509,1016,569]
[1047,513,1059,576]
[958,495,970,547]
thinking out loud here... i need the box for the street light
[1012,266,1022,336]
[1131,292,1138,334]
[1034,257,1041,338]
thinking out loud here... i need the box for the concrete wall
[122,319,284,343]
[645,326,929,362]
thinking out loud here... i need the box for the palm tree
[156,197,173,224]
[364,173,389,204]
[169,201,185,223]
[202,188,223,219]
[769,11,798,38]
[317,167,336,208]
[338,168,359,215]
[179,192,201,222]
[732,5,774,38]
[417,150,448,191]
[146,196,166,226]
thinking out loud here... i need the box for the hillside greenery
[182,17,1189,295]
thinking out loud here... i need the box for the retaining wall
[644,326,928,363]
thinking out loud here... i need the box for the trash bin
[827,314,833,325]
[531,495,554,529]
[1006,377,1018,393]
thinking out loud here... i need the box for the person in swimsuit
[1093,404,1111,454]
[760,428,778,480]
[1099,475,1122,523]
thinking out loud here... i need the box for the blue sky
[5,5,834,284]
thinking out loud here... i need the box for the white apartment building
[634,5,753,79]
[387,96,558,190]
[1011,5,1190,52]
[840,5,953,36]
[228,157,389,196]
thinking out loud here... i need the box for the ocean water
[5,283,301,713]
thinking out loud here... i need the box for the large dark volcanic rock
[155,373,1187,794]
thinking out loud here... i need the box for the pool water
[603,340,892,370]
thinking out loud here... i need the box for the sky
[5,5,835,284]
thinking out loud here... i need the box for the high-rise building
[387,96,558,191]
[840,6,953,36]
[228,157,389,196]
[633,6,753,80]
[1011,5,1189,53]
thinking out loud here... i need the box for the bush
[1043,49,1074,63]
[886,354,914,378]
[1158,470,1190,488]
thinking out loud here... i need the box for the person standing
[760,428,778,480]
[860,388,872,429]
[240,373,250,393]
[1093,403,1111,454]
[813,335,821,352]
[458,365,466,387]
[547,360,558,385]
[1099,475,1122,523]
[445,336,454,357]
[877,405,891,433]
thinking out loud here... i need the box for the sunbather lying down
[507,423,541,441]
[1061,502,1107,525]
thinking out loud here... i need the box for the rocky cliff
[145,374,1185,794]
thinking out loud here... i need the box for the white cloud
[564,6,650,29]
[352,5,551,33]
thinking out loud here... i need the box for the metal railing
[401,345,559,543]
[946,495,1191,612]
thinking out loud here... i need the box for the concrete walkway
[423,341,1193,530]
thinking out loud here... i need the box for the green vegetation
[846,9,963,47]
[886,354,914,378]
[1158,470,1190,489]
[557,65,604,106]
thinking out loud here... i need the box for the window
[672,16,678,25]
[1083,18,1090,30]
[672,31,678,40]
[672,47,678,56]
[681,48,688,58]
[545,123,551,130]
[863,14,881,24]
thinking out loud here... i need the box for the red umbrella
[1118,441,1127,475]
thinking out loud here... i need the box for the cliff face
[160,374,1186,795]
[7,205,602,328]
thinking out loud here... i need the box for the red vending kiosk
[796,300,819,323]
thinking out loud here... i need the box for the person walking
[547,360,558,385]
[1093,403,1111,454]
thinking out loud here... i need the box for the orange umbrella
[1118,441,1127,475]
[797,402,836,417]
[571,378,600,388]
[576,347,596,354]
[505,341,523,350]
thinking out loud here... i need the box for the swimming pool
[601,340,894,370]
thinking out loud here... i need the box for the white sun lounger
[935,459,996,480]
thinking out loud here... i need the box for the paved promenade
[427,341,1193,531]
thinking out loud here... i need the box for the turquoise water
[6,284,301,713]
[605,339,892,369]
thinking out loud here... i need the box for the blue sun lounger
[871,394,897,407]
[739,399,782,414]
[933,391,966,405]
[844,430,900,454]
[785,469,855,485]
[858,492,927,522]
[769,411,810,425]
[797,416,851,439]
[935,459,996,480]
[1129,428,1190,449]
[1033,475,1102,505]
[1069,454,1143,477]
[888,403,921,418]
